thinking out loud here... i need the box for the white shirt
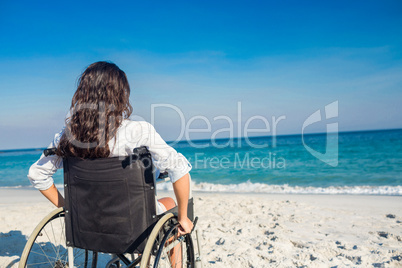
[28,120,192,190]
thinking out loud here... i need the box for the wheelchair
[19,147,202,268]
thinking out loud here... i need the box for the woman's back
[28,61,194,235]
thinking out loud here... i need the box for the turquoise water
[1,129,401,195]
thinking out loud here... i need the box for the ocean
[1,129,401,195]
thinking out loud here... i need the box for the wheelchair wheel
[19,208,98,268]
[140,213,195,268]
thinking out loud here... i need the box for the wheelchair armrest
[162,197,195,222]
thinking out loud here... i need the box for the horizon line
[1,127,401,152]
[167,127,402,144]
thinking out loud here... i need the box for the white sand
[0,189,401,267]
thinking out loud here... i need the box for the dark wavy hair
[57,61,132,158]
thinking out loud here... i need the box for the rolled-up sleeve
[27,129,64,190]
[141,122,192,183]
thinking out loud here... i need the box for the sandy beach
[0,188,401,267]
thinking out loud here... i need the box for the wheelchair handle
[44,148,57,156]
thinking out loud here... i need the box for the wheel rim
[149,223,195,268]
[22,211,96,267]
[24,212,70,267]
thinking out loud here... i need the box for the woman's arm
[28,128,65,204]
[40,184,65,208]
[172,173,193,235]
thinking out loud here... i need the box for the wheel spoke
[50,218,58,259]
[42,227,58,255]
[26,260,58,266]
[146,220,194,268]
[32,241,55,267]
[29,250,61,260]
[55,216,65,261]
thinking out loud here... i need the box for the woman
[28,61,193,235]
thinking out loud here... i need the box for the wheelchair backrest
[63,146,157,254]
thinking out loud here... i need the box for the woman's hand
[178,216,194,235]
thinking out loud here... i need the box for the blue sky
[0,0,401,149]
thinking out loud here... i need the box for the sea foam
[156,180,402,195]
